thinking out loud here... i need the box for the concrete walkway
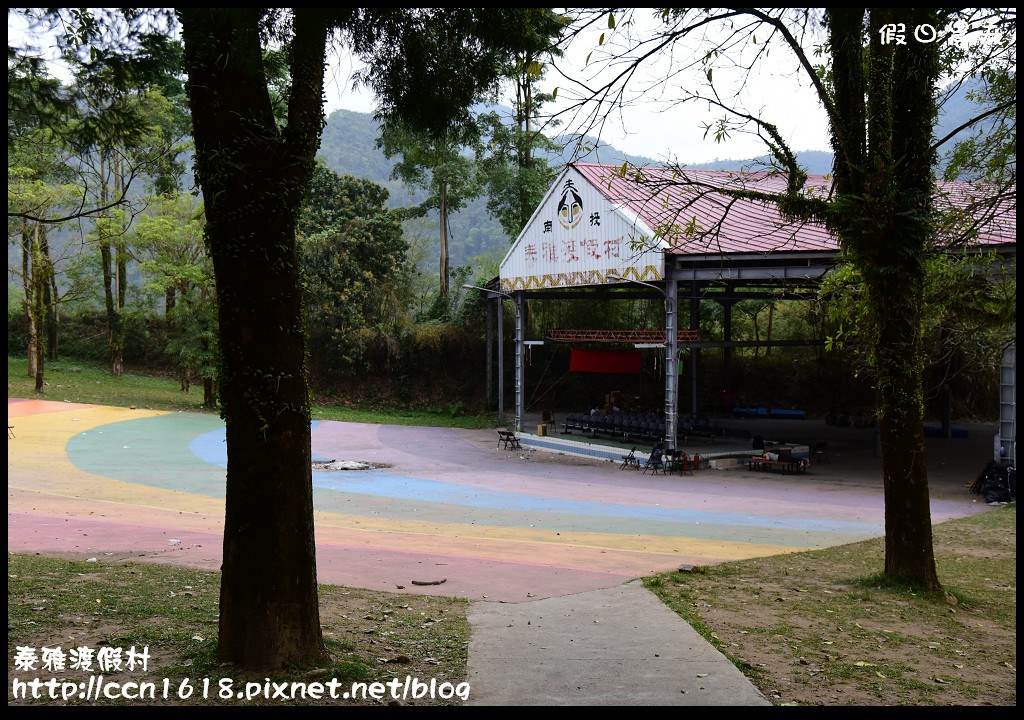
[466,581,770,706]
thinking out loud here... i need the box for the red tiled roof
[572,162,1015,257]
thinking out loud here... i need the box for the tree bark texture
[21,221,37,379]
[829,7,941,590]
[33,228,46,393]
[439,187,450,298]
[203,377,216,409]
[97,164,125,376]
[179,7,329,669]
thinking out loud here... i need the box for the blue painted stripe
[185,424,879,535]
[188,422,324,467]
[310,471,880,535]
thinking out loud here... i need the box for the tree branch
[930,98,1017,152]
[7,178,135,224]
[283,8,330,191]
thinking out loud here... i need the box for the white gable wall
[499,166,666,292]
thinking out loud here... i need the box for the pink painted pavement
[8,398,990,602]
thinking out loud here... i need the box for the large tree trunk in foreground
[829,7,941,590]
[180,7,329,669]
[870,259,939,588]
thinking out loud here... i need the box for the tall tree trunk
[439,185,449,298]
[114,159,128,375]
[47,279,59,360]
[117,245,127,315]
[829,7,941,590]
[34,270,46,393]
[180,6,329,670]
[517,67,531,229]
[22,221,37,379]
[100,241,124,376]
[871,262,937,586]
[203,377,216,408]
[877,6,941,590]
[32,224,48,392]
[39,231,59,361]
[98,164,124,376]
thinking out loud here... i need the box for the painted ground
[7,399,983,602]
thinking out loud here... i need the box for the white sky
[12,9,834,164]
[322,10,834,164]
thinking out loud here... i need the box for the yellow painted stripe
[8,403,806,575]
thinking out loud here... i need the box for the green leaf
[599,32,605,46]
[706,68,713,83]
[608,12,615,29]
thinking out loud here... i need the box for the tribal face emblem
[557,180,583,230]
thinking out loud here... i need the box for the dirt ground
[8,557,470,707]
[645,506,1016,706]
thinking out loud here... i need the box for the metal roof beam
[670,265,833,282]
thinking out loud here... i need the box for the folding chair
[642,445,665,475]
[620,447,639,470]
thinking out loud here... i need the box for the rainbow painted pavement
[6,398,946,602]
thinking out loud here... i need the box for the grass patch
[8,355,498,429]
[311,404,498,430]
[8,554,469,706]
[644,505,1016,706]
[8,356,214,414]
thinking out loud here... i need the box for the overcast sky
[12,8,834,164]
[323,10,834,164]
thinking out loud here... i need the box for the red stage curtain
[569,349,643,374]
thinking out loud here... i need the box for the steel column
[514,291,525,432]
[664,278,678,450]
[486,297,494,411]
[497,295,504,420]
[690,292,700,418]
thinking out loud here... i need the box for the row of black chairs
[680,416,718,442]
[562,410,724,445]
[562,410,667,443]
